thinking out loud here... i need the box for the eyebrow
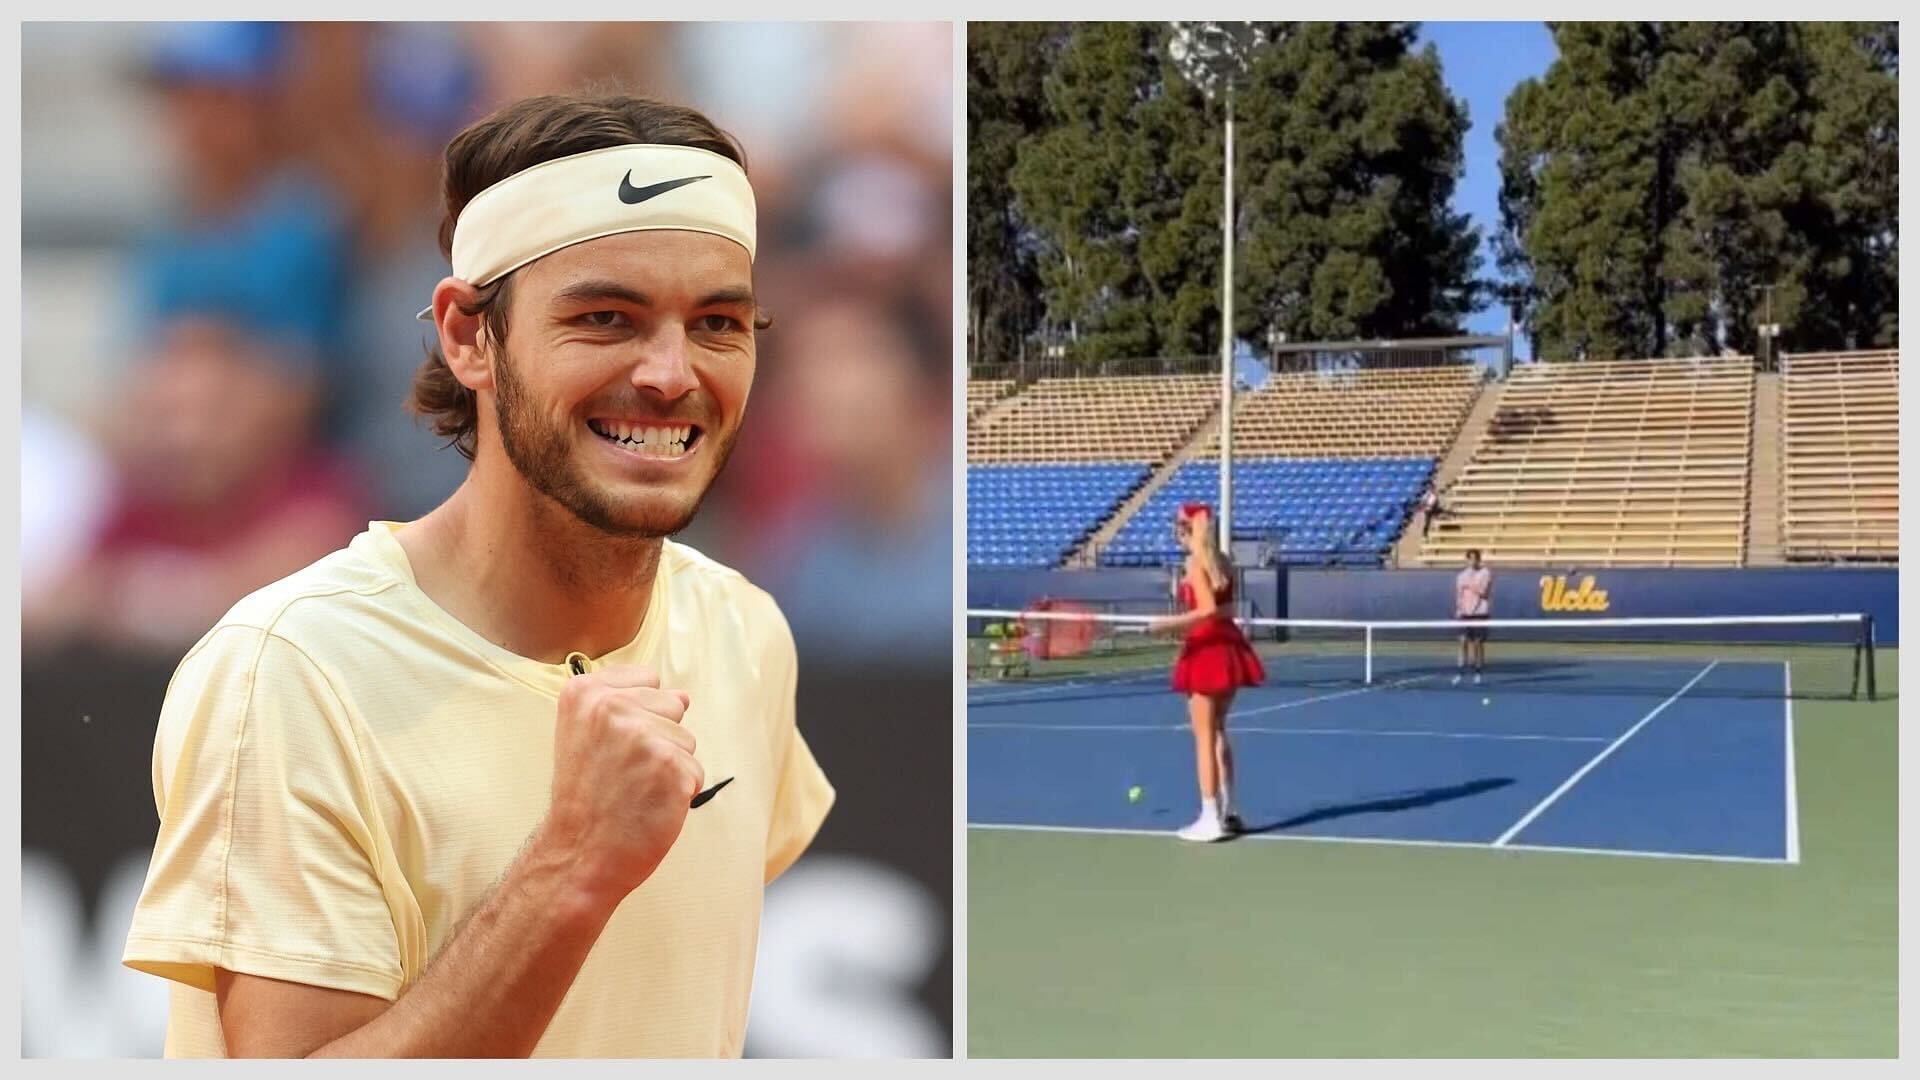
[549,279,757,311]
[697,286,758,310]
[550,280,649,309]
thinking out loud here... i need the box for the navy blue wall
[969,567,1898,644]
[1286,567,1898,643]
[969,568,1284,620]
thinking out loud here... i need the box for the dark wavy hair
[408,92,755,460]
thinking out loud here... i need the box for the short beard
[491,342,737,540]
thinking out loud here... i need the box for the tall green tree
[1498,23,1674,360]
[1008,22,1221,361]
[995,21,1482,363]
[1499,22,1897,359]
[966,23,1058,369]
[1236,22,1482,341]
[1799,22,1898,348]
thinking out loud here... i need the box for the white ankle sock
[1199,797,1219,822]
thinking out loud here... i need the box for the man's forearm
[309,829,618,1058]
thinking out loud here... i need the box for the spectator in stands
[331,23,484,519]
[465,23,681,104]
[132,22,352,372]
[27,313,370,654]
[25,24,372,655]
[1454,548,1492,685]
[1419,480,1444,537]
[752,292,950,665]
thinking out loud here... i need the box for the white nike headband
[417,143,757,320]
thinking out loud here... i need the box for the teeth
[594,420,693,458]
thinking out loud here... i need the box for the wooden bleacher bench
[1781,349,1897,562]
[1417,356,1757,567]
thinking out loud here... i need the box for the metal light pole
[1221,100,1235,547]
[1170,22,1266,555]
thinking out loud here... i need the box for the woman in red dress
[1154,502,1265,842]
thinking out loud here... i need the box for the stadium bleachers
[965,363,1480,568]
[1095,364,1476,566]
[966,374,1218,568]
[1101,457,1434,566]
[967,378,1016,424]
[1420,356,1754,567]
[968,463,1149,568]
[969,347,1896,573]
[966,374,1218,463]
[1782,351,1897,562]
[1198,365,1483,458]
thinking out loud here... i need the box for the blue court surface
[968,655,1796,863]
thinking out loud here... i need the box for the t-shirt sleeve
[122,624,404,1001]
[761,610,834,884]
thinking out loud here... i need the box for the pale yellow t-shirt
[122,522,834,1057]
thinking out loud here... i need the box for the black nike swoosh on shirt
[691,777,734,809]
[619,172,711,204]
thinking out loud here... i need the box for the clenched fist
[539,664,703,904]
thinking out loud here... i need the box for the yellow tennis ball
[1128,785,1143,803]
[1482,697,1491,706]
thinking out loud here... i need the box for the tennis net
[965,608,1877,701]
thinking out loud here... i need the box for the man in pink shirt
[1453,548,1491,685]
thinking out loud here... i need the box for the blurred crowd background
[20,21,953,1058]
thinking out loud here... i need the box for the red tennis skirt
[1171,617,1266,696]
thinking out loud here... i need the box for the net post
[1865,615,1877,702]
[1851,617,1863,699]
[1364,625,1374,685]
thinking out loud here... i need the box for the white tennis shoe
[1177,813,1228,843]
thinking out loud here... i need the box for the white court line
[1228,673,1433,717]
[968,650,1372,703]
[1491,661,1719,847]
[966,720,1607,743]
[970,667,1422,708]
[967,821,1791,866]
[1784,661,1800,864]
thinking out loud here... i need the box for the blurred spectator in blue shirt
[131,21,351,375]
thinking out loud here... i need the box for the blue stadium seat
[1096,455,1434,568]
[967,462,1151,569]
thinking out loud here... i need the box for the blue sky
[1415,21,1559,350]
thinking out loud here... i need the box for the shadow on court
[1244,776,1516,835]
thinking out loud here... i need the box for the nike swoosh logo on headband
[619,172,711,204]
[691,777,734,809]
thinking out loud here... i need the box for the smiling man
[121,93,834,1058]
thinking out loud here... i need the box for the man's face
[1467,552,1481,570]
[484,230,758,538]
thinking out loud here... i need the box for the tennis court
[967,612,1896,1056]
